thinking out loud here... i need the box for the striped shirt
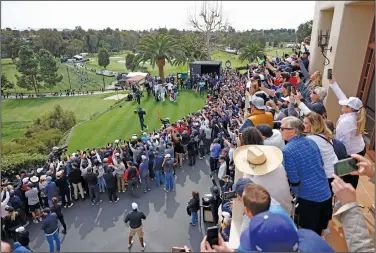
[282,136,331,202]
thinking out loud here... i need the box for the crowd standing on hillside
[1,48,375,253]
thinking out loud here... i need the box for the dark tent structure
[190,60,222,76]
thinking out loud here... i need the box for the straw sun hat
[233,145,283,176]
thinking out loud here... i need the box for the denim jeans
[191,211,198,225]
[98,177,106,192]
[154,171,164,186]
[45,229,60,252]
[165,172,174,191]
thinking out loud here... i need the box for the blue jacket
[42,213,59,235]
[139,152,150,177]
[44,181,58,200]
[153,156,164,171]
[13,242,31,252]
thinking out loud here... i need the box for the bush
[1,153,47,176]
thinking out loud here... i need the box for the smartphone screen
[206,226,219,246]
[334,158,358,176]
[327,69,333,80]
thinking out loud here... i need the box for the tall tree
[66,39,84,57]
[33,29,64,57]
[239,43,264,63]
[98,48,110,69]
[134,33,185,83]
[296,20,313,43]
[125,53,136,71]
[1,29,23,63]
[16,45,42,94]
[178,33,210,65]
[1,73,14,92]
[188,1,228,55]
[38,49,63,91]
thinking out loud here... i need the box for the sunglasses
[280,127,294,131]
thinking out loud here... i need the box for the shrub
[1,153,47,177]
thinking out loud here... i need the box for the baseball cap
[165,154,171,158]
[153,151,159,156]
[103,158,108,162]
[46,176,52,181]
[22,177,29,184]
[339,97,363,111]
[251,95,266,110]
[42,207,51,214]
[234,178,253,196]
[303,51,310,56]
[297,229,335,252]
[141,155,147,160]
[240,211,299,252]
[131,202,138,210]
[115,152,120,157]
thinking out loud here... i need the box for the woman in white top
[329,75,367,189]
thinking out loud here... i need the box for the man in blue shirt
[153,152,164,186]
[280,116,331,235]
[209,139,222,174]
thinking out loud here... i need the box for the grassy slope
[68,91,206,153]
[1,93,118,141]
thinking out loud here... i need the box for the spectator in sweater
[110,152,126,192]
[85,168,102,206]
[281,116,332,235]
[50,197,67,234]
[69,164,85,201]
[139,155,151,193]
[187,190,200,226]
[25,183,42,223]
[153,152,164,187]
[55,171,73,208]
[44,177,58,207]
[41,208,61,252]
[103,166,119,202]
[256,124,285,150]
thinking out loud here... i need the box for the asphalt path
[28,157,214,252]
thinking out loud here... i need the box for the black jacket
[124,210,146,229]
[103,172,116,189]
[187,197,200,212]
[50,203,63,217]
[187,140,196,154]
[3,213,23,230]
[85,172,99,186]
[55,175,69,190]
[69,168,82,184]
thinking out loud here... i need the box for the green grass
[1,93,120,142]
[1,58,116,93]
[68,91,206,153]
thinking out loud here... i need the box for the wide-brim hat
[30,176,39,183]
[233,145,283,176]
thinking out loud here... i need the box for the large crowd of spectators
[1,48,375,253]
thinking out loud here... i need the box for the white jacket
[264,129,285,150]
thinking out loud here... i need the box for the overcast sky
[2,1,315,31]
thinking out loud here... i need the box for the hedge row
[2,153,47,176]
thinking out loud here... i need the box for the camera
[222,191,237,201]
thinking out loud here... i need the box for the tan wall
[310,1,375,122]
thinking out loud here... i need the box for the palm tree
[134,33,185,83]
[238,43,264,63]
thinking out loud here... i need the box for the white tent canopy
[73,55,83,60]
[126,72,148,78]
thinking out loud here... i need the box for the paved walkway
[27,158,213,252]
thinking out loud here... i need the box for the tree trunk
[156,58,166,83]
[205,32,211,57]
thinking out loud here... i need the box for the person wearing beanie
[84,167,102,206]
[25,183,42,223]
[44,177,58,207]
[41,207,61,252]
[124,202,146,251]
[103,167,119,203]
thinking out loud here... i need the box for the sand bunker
[104,94,128,100]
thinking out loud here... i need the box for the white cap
[251,95,266,110]
[114,139,119,144]
[115,152,120,156]
[131,202,138,210]
[141,155,147,160]
[259,74,265,81]
[22,177,29,184]
[143,132,147,135]
[339,97,363,111]
[131,135,138,140]
[165,154,171,158]
[281,96,290,102]
[246,81,251,88]
[15,226,25,233]
[36,168,44,173]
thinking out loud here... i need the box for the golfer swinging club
[137,107,148,132]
